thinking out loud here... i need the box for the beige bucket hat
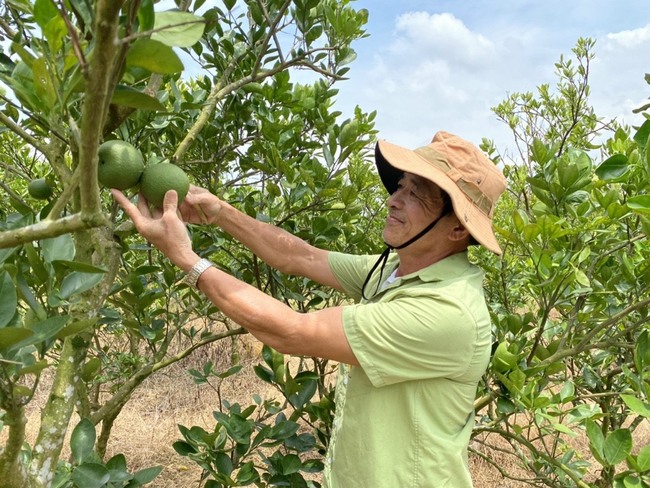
[375,130,507,255]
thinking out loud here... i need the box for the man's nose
[388,189,404,207]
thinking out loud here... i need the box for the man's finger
[137,193,153,218]
[163,190,179,215]
[196,203,209,224]
[111,189,143,225]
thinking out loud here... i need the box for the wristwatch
[184,258,214,288]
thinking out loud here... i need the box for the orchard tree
[473,38,650,487]
[0,1,378,487]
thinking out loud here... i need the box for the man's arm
[111,189,357,364]
[181,186,343,291]
[195,265,358,365]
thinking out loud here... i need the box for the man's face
[382,172,447,248]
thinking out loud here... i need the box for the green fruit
[27,178,54,200]
[97,140,145,190]
[140,163,190,208]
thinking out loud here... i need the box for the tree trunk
[0,400,28,488]
[27,337,87,488]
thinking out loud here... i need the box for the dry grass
[11,334,649,487]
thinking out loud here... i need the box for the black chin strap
[361,215,444,300]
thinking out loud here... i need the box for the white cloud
[391,12,498,69]
[335,4,650,152]
[604,23,650,48]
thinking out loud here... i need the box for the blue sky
[4,1,647,158]
[332,0,650,155]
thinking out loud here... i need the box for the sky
[329,0,650,155]
[3,1,648,158]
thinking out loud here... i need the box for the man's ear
[447,215,470,242]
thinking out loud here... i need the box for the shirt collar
[389,251,471,284]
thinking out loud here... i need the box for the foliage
[174,346,332,487]
[51,418,162,488]
[0,1,377,487]
[2,1,646,487]
[474,38,650,487]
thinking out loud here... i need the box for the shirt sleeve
[342,290,480,387]
[328,252,378,302]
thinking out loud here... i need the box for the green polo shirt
[323,251,492,488]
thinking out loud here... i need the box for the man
[112,130,507,487]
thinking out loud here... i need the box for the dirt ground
[11,334,650,487]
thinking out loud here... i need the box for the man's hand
[178,185,224,225]
[111,188,199,272]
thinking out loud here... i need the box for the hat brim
[375,140,502,255]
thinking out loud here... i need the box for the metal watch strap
[184,258,214,288]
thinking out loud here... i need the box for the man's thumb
[163,190,178,212]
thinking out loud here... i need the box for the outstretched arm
[178,185,343,291]
[111,189,358,365]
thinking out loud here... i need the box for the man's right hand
[178,185,223,225]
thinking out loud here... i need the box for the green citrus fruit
[140,163,190,208]
[97,140,145,190]
[27,178,54,200]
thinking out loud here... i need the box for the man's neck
[395,246,465,277]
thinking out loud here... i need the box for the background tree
[0,1,377,487]
[473,38,650,487]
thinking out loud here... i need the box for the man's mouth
[386,214,403,225]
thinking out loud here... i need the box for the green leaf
[43,15,67,54]
[80,357,102,382]
[33,0,58,30]
[60,272,105,299]
[557,163,580,189]
[603,429,632,466]
[552,423,577,436]
[637,445,650,471]
[32,57,56,107]
[0,272,18,328]
[585,419,605,463]
[126,39,184,74]
[131,465,163,485]
[18,359,48,376]
[172,441,196,456]
[0,328,34,352]
[137,0,155,32]
[214,452,234,476]
[531,137,554,165]
[71,464,110,488]
[111,85,166,111]
[51,260,107,274]
[105,454,132,483]
[627,195,650,214]
[620,394,650,418]
[269,420,300,441]
[70,418,96,464]
[633,119,650,149]
[68,0,93,30]
[152,11,205,48]
[339,120,358,147]
[42,234,75,263]
[236,461,259,484]
[8,315,69,353]
[279,454,302,475]
[0,246,19,265]
[595,154,628,181]
[56,318,97,340]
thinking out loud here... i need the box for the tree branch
[0,111,50,157]
[89,326,247,424]
[77,0,125,216]
[173,45,338,162]
[0,212,108,249]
